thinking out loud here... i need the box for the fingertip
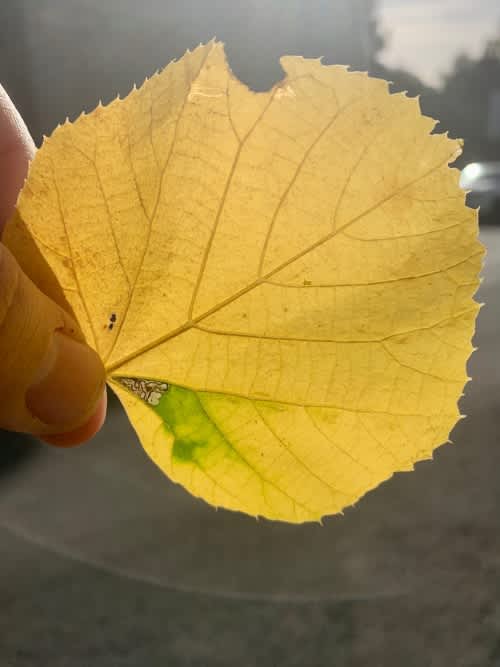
[40,389,107,448]
[0,84,36,231]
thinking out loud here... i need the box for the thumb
[0,243,105,440]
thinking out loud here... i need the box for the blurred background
[1,2,499,666]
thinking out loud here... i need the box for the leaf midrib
[105,152,457,376]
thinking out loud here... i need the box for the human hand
[0,84,106,446]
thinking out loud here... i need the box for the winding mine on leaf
[5,41,483,522]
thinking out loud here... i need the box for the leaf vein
[254,402,350,498]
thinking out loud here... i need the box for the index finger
[0,84,36,232]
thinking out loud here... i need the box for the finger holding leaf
[0,84,106,446]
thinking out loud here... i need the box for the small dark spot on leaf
[172,438,199,462]
[107,313,117,330]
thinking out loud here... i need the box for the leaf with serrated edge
[5,42,483,522]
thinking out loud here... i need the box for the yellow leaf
[5,42,483,522]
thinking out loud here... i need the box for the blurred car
[460,161,500,223]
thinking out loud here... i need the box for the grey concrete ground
[0,227,499,666]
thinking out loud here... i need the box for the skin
[0,84,106,447]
